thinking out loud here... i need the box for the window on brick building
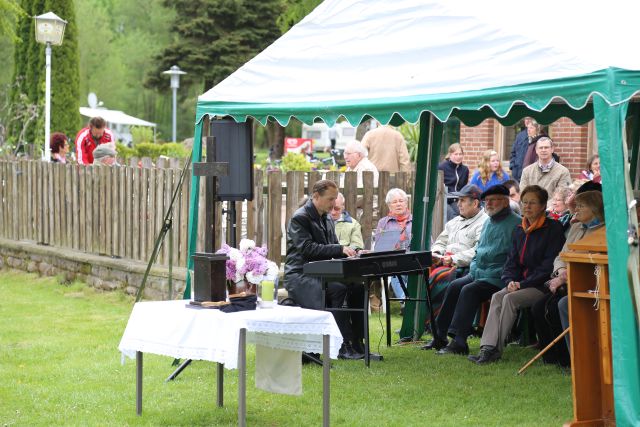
[500,119,548,162]
[440,117,461,158]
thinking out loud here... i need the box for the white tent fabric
[79,107,156,128]
[200,0,640,108]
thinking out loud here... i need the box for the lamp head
[34,12,67,45]
[163,65,187,89]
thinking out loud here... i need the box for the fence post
[267,170,282,264]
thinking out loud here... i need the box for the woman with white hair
[373,188,412,301]
[344,140,379,187]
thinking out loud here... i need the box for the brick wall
[549,117,590,179]
[460,119,496,173]
[457,117,591,181]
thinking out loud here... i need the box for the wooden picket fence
[0,159,444,267]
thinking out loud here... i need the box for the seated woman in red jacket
[468,185,566,364]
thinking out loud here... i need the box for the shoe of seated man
[436,339,469,355]
[469,345,501,364]
[351,339,366,356]
[420,337,448,351]
[338,343,364,360]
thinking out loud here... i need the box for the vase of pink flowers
[216,239,279,296]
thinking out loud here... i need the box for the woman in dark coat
[531,190,605,367]
[438,143,469,220]
[468,185,566,364]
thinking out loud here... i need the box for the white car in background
[301,122,357,152]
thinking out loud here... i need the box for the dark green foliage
[7,0,79,153]
[147,0,284,90]
[47,0,80,138]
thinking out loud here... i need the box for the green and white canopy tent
[186,0,640,422]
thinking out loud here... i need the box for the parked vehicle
[301,122,357,152]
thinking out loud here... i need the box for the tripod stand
[135,154,192,303]
[165,201,240,382]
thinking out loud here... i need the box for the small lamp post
[163,65,187,142]
[34,12,67,162]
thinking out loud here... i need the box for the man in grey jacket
[422,185,520,355]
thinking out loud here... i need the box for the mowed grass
[0,270,573,426]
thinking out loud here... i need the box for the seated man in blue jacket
[422,185,521,355]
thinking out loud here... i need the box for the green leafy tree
[277,0,322,33]
[76,0,177,139]
[0,0,24,40]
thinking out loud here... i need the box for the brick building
[459,118,595,180]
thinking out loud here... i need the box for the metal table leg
[384,276,392,347]
[136,351,143,416]
[238,328,247,427]
[363,279,371,367]
[216,363,224,407]
[323,334,330,427]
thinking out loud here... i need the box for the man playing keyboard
[284,180,363,360]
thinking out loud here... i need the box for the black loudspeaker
[209,119,254,201]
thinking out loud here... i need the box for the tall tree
[7,0,79,152]
[46,0,80,138]
[0,0,24,40]
[146,0,283,91]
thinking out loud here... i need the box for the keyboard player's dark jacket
[284,199,346,309]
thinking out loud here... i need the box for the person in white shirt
[343,140,379,187]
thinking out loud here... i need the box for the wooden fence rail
[0,160,444,267]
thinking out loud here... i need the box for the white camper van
[301,122,357,152]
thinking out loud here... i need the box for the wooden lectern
[560,226,615,426]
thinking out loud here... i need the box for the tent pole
[594,97,640,426]
[628,103,640,188]
[411,114,434,340]
[399,112,444,341]
[183,118,205,298]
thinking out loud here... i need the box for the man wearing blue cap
[423,184,521,355]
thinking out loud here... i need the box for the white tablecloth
[118,300,343,369]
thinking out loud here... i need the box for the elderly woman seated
[468,185,566,364]
[373,188,412,302]
[531,190,605,367]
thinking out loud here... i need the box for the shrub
[116,142,136,160]
[161,142,190,159]
[135,142,165,160]
[281,152,312,172]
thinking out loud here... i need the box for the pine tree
[146,0,283,90]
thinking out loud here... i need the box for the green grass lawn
[0,270,572,426]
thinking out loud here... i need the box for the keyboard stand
[383,271,438,347]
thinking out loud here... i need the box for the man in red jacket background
[75,116,114,165]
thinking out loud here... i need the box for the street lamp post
[163,65,187,142]
[34,12,67,162]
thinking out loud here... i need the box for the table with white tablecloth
[118,300,343,426]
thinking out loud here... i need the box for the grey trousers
[480,286,545,352]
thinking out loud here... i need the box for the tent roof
[79,107,156,128]
[197,0,640,126]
